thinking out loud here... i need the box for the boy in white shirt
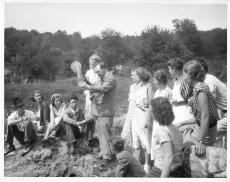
[5,97,37,156]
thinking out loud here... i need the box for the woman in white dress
[167,58,195,130]
[83,54,102,143]
[131,67,153,173]
[121,69,139,148]
[43,94,66,141]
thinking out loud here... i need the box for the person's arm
[115,158,129,177]
[192,92,209,156]
[85,77,115,93]
[63,111,77,125]
[174,118,195,128]
[7,112,23,126]
[161,141,173,178]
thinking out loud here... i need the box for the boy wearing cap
[5,97,37,156]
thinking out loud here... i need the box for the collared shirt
[204,73,227,111]
[91,71,117,117]
[7,110,36,132]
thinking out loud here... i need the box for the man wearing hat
[4,97,37,156]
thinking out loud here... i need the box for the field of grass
[4,75,131,118]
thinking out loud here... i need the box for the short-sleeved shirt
[204,74,227,111]
[151,122,183,171]
[189,82,218,128]
[7,110,36,132]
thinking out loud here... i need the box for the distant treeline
[5,19,227,82]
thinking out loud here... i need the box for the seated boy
[63,95,91,154]
[105,137,146,177]
[5,97,37,156]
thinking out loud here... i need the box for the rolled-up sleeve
[7,112,16,125]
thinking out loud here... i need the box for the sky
[4,2,227,37]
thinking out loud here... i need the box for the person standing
[121,69,139,148]
[84,54,102,145]
[167,58,195,130]
[131,67,153,173]
[74,61,117,164]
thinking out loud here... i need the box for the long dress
[171,77,194,128]
[121,83,138,147]
[131,83,153,153]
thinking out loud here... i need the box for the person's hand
[77,121,84,126]
[79,81,89,89]
[195,142,206,156]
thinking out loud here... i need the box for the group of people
[4,54,227,178]
[119,57,227,177]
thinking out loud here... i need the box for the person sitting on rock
[104,137,146,177]
[4,97,37,156]
[43,94,67,141]
[62,94,89,154]
[32,90,50,133]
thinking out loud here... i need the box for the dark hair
[68,95,78,102]
[135,67,150,82]
[167,57,184,72]
[151,97,174,126]
[112,137,124,153]
[33,90,44,100]
[184,60,205,82]
[51,94,63,107]
[13,97,24,108]
[153,69,168,85]
[196,57,208,73]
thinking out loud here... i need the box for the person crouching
[4,97,37,156]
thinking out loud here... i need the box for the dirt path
[4,118,124,177]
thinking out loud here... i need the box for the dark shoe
[21,143,33,156]
[4,145,16,156]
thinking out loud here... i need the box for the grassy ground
[4,75,131,133]
[4,75,131,115]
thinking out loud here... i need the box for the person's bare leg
[43,123,53,140]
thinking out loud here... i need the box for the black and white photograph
[2,0,228,179]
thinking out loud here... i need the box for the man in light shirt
[4,97,37,156]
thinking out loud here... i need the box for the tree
[172,19,203,56]
[96,28,132,69]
